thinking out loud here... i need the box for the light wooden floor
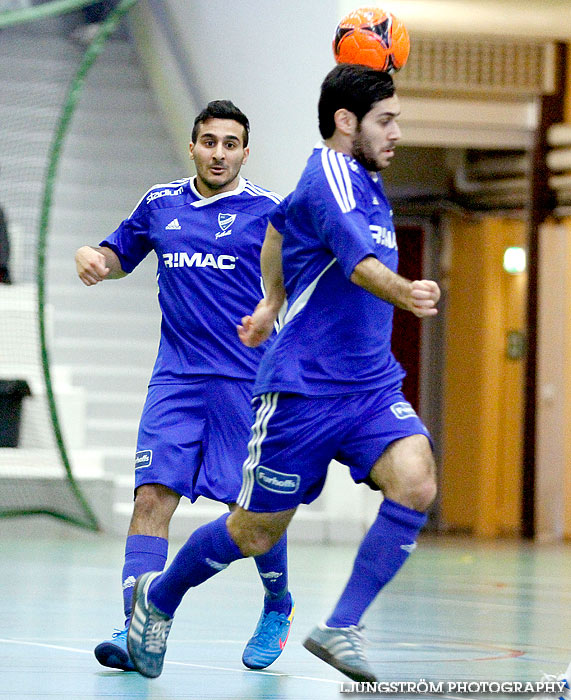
[1,526,570,699]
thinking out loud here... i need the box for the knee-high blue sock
[253,532,291,615]
[326,498,427,628]
[148,512,244,617]
[122,534,168,624]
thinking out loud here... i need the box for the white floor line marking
[0,638,93,655]
[0,639,480,695]
[167,659,341,684]
[0,638,341,686]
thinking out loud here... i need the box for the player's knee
[384,457,437,512]
[227,514,279,556]
[407,471,437,512]
[234,527,277,557]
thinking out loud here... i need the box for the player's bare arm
[75,245,126,286]
[350,255,440,317]
[238,223,286,347]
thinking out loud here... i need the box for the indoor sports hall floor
[1,526,570,700]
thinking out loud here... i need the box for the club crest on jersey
[390,402,417,420]
[255,465,300,494]
[215,213,236,239]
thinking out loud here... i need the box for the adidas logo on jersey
[165,218,181,230]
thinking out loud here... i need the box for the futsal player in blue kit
[75,101,293,672]
[126,66,441,682]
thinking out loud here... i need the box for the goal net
[0,0,139,529]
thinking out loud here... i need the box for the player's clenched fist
[75,246,110,286]
[237,299,278,347]
[410,279,440,318]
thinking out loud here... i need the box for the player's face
[351,95,401,172]
[189,118,249,197]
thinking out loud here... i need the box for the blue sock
[148,512,244,617]
[253,532,291,615]
[122,534,168,624]
[326,498,427,628]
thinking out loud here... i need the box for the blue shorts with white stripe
[237,384,431,512]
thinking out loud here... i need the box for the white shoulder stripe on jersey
[245,180,282,199]
[327,151,351,212]
[321,149,346,212]
[320,148,356,214]
[244,183,282,204]
[283,259,336,326]
[337,154,356,209]
[237,392,279,510]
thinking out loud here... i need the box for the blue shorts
[236,385,431,512]
[135,377,253,503]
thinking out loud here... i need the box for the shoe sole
[242,654,276,670]
[94,641,135,672]
[303,636,378,683]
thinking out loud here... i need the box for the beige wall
[536,219,571,540]
[338,1,571,41]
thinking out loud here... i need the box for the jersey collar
[188,176,247,207]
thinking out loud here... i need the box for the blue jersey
[101,177,281,383]
[254,144,405,396]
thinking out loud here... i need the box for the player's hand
[237,299,277,347]
[75,246,110,286]
[410,280,440,317]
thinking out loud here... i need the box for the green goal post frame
[0,0,140,529]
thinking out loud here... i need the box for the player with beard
[125,66,440,683]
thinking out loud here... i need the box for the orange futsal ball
[333,7,410,73]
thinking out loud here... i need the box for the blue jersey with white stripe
[101,177,281,383]
[254,144,405,396]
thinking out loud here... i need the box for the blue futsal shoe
[94,627,135,671]
[242,597,295,669]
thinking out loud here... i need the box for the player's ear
[241,146,250,165]
[189,142,195,160]
[334,108,357,136]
